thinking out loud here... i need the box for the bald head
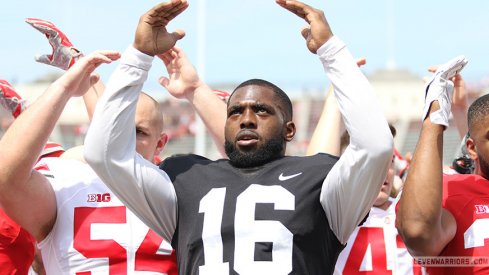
[137,92,164,134]
[135,92,167,162]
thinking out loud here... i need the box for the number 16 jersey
[161,153,344,275]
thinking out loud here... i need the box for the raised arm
[450,74,469,137]
[306,58,366,156]
[277,0,393,244]
[0,51,119,240]
[158,47,227,157]
[396,56,467,256]
[306,86,344,156]
[84,0,188,241]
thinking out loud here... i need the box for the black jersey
[160,153,344,275]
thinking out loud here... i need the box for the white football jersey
[36,158,177,275]
[334,198,422,274]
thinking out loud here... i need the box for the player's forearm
[82,79,105,122]
[85,46,151,168]
[84,46,152,198]
[185,83,227,157]
[451,107,468,139]
[0,82,70,185]
[84,46,178,241]
[318,36,393,244]
[84,46,152,203]
[0,82,67,239]
[306,86,344,156]
[396,120,447,256]
[318,36,393,157]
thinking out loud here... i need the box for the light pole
[194,0,207,155]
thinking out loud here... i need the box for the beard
[478,152,489,178]
[225,135,284,168]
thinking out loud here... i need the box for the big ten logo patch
[87,193,111,203]
[475,205,489,214]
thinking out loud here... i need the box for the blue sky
[2,0,489,94]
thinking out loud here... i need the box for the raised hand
[157,47,204,99]
[356,57,366,67]
[25,18,82,70]
[428,65,467,111]
[0,80,27,118]
[276,0,333,54]
[428,62,469,137]
[134,0,189,56]
[53,51,120,97]
[422,55,468,128]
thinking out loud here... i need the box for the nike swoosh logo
[279,172,303,181]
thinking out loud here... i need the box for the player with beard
[223,79,287,168]
[396,56,489,274]
[85,0,393,274]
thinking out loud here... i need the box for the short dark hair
[230,79,293,121]
[468,93,489,135]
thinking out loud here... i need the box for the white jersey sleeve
[84,46,178,242]
[318,36,394,244]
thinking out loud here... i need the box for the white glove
[422,55,468,127]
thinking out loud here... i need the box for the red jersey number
[464,218,489,249]
[73,206,176,275]
[344,227,391,274]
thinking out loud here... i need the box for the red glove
[25,18,83,70]
[0,80,27,118]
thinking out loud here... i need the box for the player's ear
[285,121,296,142]
[155,133,168,156]
[466,136,477,161]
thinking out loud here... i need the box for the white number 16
[199,184,295,275]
